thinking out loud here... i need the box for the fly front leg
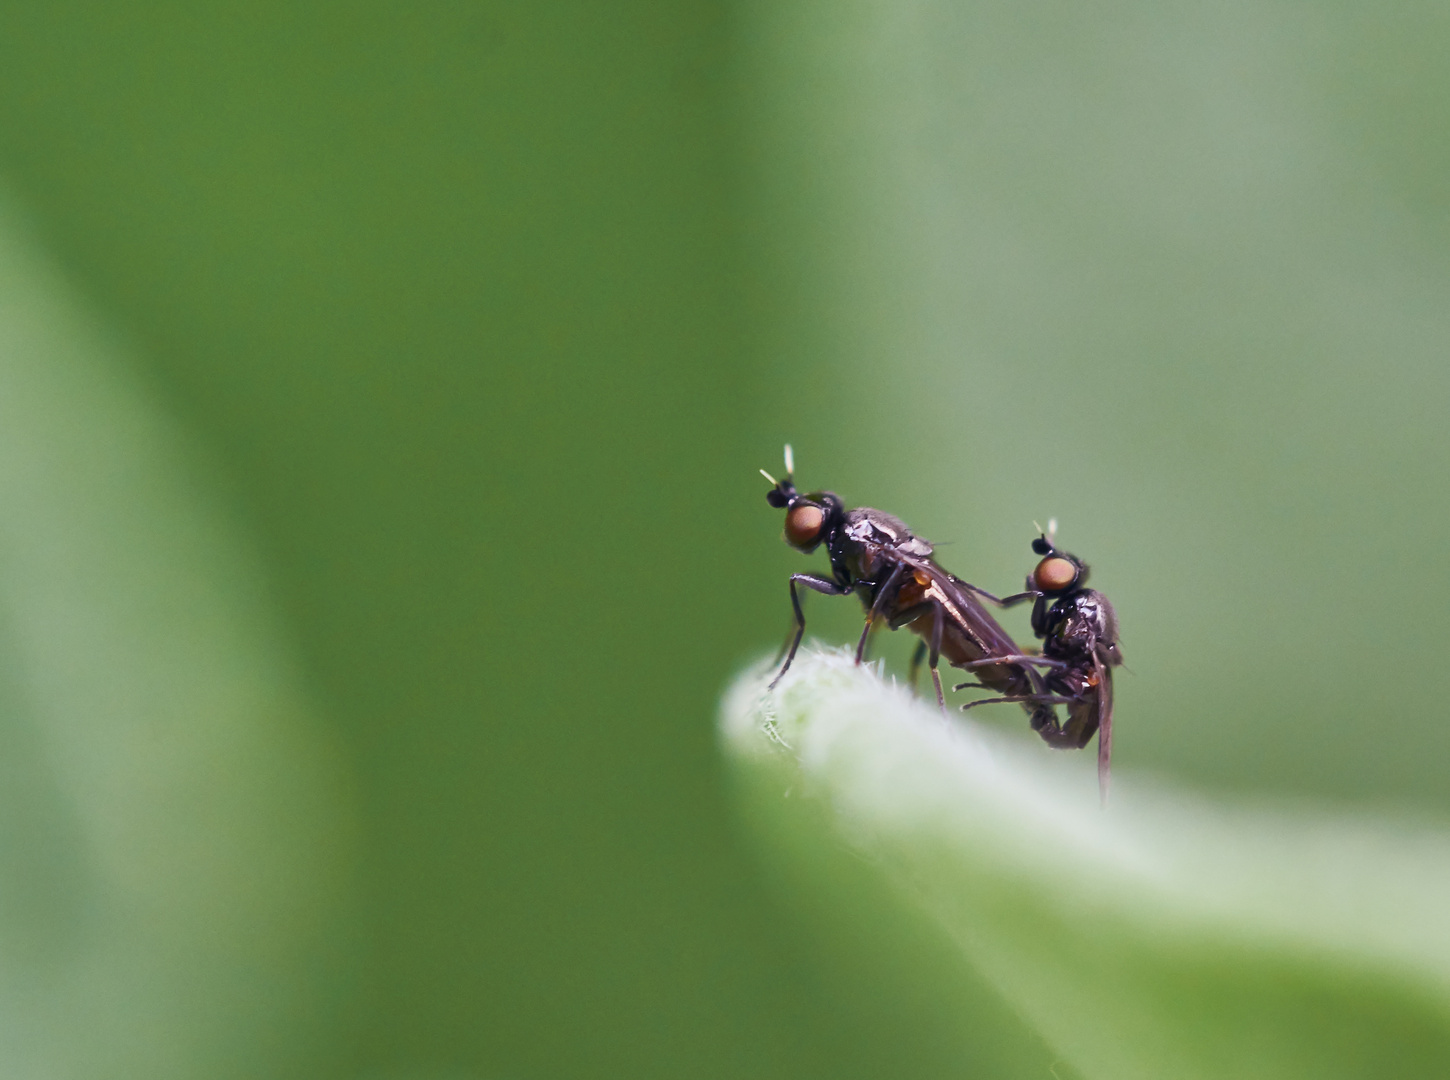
[959,582,1032,607]
[855,563,905,665]
[993,591,1038,607]
[960,573,1038,608]
[769,572,852,689]
[995,575,1042,609]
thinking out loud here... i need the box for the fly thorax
[852,547,880,579]
[1074,593,1112,638]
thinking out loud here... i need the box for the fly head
[1030,532,1089,595]
[761,445,843,554]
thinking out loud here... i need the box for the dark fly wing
[1095,652,1113,805]
[910,559,1022,658]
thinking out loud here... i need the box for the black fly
[761,446,1047,718]
[956,527,1123,800]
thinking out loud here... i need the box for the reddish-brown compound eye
[1034,556,1078,592]
[784,504,825,547]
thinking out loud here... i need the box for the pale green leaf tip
[721,647,1450,1079]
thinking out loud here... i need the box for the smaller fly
[957,526,1123,799]
[761,446,1041,715]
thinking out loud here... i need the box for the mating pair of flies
[762,446,1122,797]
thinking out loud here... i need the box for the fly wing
[908,557,1022,658]
[1095,651,1114,805]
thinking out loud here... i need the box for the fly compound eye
[1034,556,1078,593]
[784,503,825,547]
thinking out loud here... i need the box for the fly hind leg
[908,640,926,693]
[927,600,946,713]
[889,600,946,714]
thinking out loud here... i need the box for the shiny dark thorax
[762,472,1041,712]
[1042,590,1119,666]
[833,508,931,586]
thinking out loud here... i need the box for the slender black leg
[888,600,944,710]
[959,694,1074,711]
[960,583,1032,607]
[887,602,934,631]
[962,575,1038,608]
[769,573,852,690]
[853,616,876,667]
[928,600,946,713]
[956,654,1067,671]
[855,563,904,665]
[771,620,795,665]
[907,640,927,693]
[993,590,1037,608]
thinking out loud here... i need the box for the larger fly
[761,446,1044,716]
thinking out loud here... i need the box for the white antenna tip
[783,443,794,476]
[759,468,779,486]
[1047,517,1058,538]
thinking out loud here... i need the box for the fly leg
[955,655,1067,671]
[889,600,934,695]
[952,655,1056,721]
[961,695,1077,744]
[958,694,1074,711]
[853,617,878,667]
[960,583,1033,607]
[958,573,1037,608]
[887,602,933,631]
[958,692,1096,751]
[770,573,852,689]
[927,599,946,713]
[854,563,904,665]
[993,591,1037,607]
[887,600,948,714]
[908,640,926,693]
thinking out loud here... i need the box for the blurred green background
[0,1,1448,1077]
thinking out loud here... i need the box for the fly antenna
[759,468,780,487]
[783,443,795,478]
[1031,520,1058,556]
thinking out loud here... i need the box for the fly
[956,526,1123,801]
[761,446,1047,717]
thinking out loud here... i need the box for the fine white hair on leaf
[720,647,1450,1079]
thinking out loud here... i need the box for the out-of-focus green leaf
[723,648,1450,1079]
[0,196,359,1079]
